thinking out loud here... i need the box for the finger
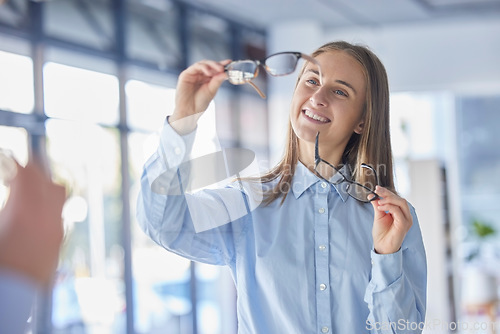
[374,186,405,205]
[180,62,221,82]
[195,60,227,75]
[219,59,232,66]
[208,71,229,89]
[376,203,412,229]
[374,186,411,220]
[376,201,409,222]
[370,198,386,220]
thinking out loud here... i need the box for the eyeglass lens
[226,60,259,85]
[225,52,303,85]
[264,53,300,76]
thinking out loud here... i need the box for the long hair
[258,41,394,205]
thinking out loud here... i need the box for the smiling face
[290,50,367,167]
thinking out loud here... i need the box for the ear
[353,118,365,135]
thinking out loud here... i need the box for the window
[44,62,119,125]
[127,79,236,334]
[0,50,34,114]
[0,2,265,332]
[47,120,125,333]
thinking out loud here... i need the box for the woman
[137,41,426,333]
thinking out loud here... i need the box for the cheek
[289,97,303,121]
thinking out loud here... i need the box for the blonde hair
[258,41,395,205]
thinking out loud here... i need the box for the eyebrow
[304,69,358,95]
[335,79,357,95]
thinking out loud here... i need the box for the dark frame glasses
[314,132,380,203]
[225,51,321,99]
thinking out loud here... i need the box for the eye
[334,89,348,97]
[305,78,319,86]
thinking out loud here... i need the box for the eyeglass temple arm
[359,163,381,202]
[314,132,320,164]
[300,53,323,85]
[247,81,266,99]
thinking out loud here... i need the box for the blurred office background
[0,0,499,333]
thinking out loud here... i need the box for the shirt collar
[291,161,350,202]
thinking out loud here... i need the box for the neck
[297,138,344,174]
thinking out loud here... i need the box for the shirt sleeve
[136,118,253,266]
[364,204,427,334]
[0,269,38,334]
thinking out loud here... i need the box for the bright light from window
[126,80,175,132]
[44,62,119,125]
[126,79,219,159]
[0,51,34,114]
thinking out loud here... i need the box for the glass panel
[0,50,34,114]
[46,119,125,333]
[44,62,119,125]
[390,92,448,196]
[0,125,28,209]
[196,263,237,334]
[44,0,113,51]
[0,0,29,29]
[457,96,500,194]
[129,131,194,334]
[128,104,236,334]
[189,12,231,64]
[455,95,500,331]
[126,80,175,132]
[126,80,218,158]
[126,0,181,70]
[456,95,500,245]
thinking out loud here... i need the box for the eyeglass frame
[313,132,380,203]
[224,51,321,99]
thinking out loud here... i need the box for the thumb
[208,71,228,93]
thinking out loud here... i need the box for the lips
[303,109,331,123]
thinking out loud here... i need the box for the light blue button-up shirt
[136,121,427,334]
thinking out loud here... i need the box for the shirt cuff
[370,248,403,290]
[147,118,198,194]
[160,117,197,168]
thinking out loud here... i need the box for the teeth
[304,110,329,122]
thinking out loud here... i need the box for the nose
[309,86,328,107]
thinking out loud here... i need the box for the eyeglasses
[314,132,380,203]
[225,51,321,99]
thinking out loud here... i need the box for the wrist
[374,246,401,255]
[168,112,201,135]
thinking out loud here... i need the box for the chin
[290,121,317,144]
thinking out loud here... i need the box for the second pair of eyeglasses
[225,51,320,99]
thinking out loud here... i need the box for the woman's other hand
[370,186,413,255]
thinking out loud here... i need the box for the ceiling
[178,0,500,29]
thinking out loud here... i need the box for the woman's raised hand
[169,59,231,135]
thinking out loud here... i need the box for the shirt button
[174,147,182,155]
[318,245,326,251]
[321,182,327,188]
[321,326,329,333]
[319,283,327,291]
[318,208,325,214]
